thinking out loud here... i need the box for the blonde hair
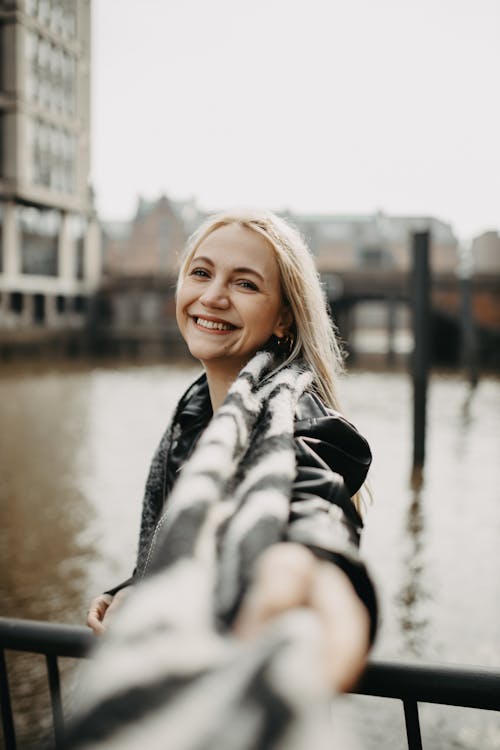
[177,210,371,514]
[177,210,346,411]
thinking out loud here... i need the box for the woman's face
[176,223,291,375]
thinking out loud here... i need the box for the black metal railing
[1,616,500,750]
[0,617,91,750]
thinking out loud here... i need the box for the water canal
[1,360,499,748]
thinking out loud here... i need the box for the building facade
[103,195,200,278]
[472,230,500,274]
[292,211,458,274]
[102,202,460,280]
[0,0,99,332]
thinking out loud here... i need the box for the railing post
[46,655,65,749]
[0,649,17,750]
[403,699,423,750]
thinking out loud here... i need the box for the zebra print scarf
[67,352,340,749]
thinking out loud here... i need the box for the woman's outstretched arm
[233,542,370,692]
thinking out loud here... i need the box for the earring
[276,333,294,356]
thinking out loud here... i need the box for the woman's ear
[273,305,294,339]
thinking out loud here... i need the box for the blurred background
[0,0,499,748]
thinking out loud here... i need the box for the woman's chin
[183,336,271,373]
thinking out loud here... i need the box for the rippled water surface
[1,361,499,748]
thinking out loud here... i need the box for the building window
[0,113,3,178]
[359,246,393,269]
[25,1,77,40]
[70,214,86,279]
[19,205,60,276]
[0,202,3,273]
[10,292,24,314]
[34,293,46,324]
[76,239,85,279]
[74,295,87,314]
[56,295,66,313]
[25,31,77,117]
[28,118,76,193]
[25,0,38,17]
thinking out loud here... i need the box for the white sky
[91,0,499,241]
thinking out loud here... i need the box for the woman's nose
[199,280,230,309]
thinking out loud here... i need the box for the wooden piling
[411,231,430,488]
[458,248,479,388]
[386,294,397,366]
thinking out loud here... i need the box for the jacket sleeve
[286,417,378,643]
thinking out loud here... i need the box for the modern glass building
[0,0,99,330]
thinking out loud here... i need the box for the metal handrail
[1,616,500,750]
[0,617,91,658]
[0,617,92,750]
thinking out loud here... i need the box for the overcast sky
[91,0,499,241]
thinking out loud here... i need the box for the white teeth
[196,317,233,331]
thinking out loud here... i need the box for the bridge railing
[1,616,500,750]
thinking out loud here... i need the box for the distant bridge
[322,269,500,368]
[323,269,499,314]
[85,271,499,368]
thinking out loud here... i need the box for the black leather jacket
[108,374,377,640]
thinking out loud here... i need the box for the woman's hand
[233,543,370,692]
[86,587,131,635]
[87,594,112,634]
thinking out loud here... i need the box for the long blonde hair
[178,210,346,412]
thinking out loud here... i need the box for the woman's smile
[191,315,238,333]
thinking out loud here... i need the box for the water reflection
[1,364,500,748]
[0,371,98,747]
[0,372,95,624]
[396,489,430,657]
[460,381,477,429]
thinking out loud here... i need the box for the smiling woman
[75,211,377,750]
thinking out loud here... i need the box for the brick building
[103,195,200,278]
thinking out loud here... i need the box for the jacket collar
[176,372,212,430]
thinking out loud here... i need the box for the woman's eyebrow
[233,266,265,283]
[191,256,265,283]
[190,255,214,266]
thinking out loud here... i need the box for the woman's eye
[190,268,209,278]
[237,280,258,291]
